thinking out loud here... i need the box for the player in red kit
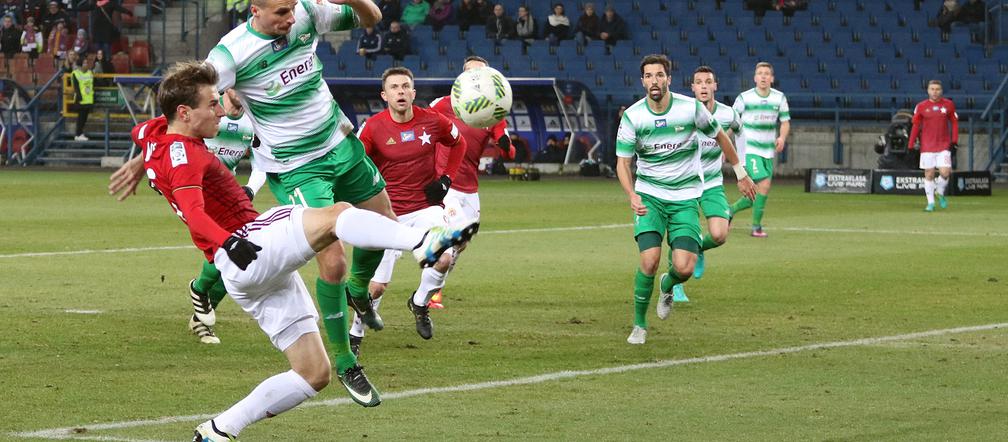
[427,55,514,308]
[133,62,478,440]
[908,79,958,212]
[349,67,470,352]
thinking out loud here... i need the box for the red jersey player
[350,67,468,351]
[907,79,958,211]
[427,55,513,308]
[133,62,478,440]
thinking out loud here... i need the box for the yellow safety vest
[72,69,94,105]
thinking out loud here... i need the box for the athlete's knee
[327,201,353,218]
[640,255,660,276]
[433,252,452,272]
[317,246,348,282]
[368,281,387,299]
[671,257,695,279]
[710,230,728,245]
[299,359,332,391]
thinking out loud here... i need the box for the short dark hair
[693,65,717,83]
[464,55,489,66]
[639,54,670,77]
[381,66,414,88]
[158,61,219,123]
[928,79,943,87]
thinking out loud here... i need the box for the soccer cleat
[412,222,480,268]
[193,420,235,442]
[672,284,689,303]
[656,273,673,320]
[924,203,935,212]
[349,334,363,358]
[937,194,948,209]
[693,251,705,279]
[189,279,216,326]
[407,298,434,339]
[751,226,768,237]
[428,290,445,309]
[626,325,647,344]
[189,315,220,344]
[74,134,89,141]
[346,289,383,331]
[338,364,381,407]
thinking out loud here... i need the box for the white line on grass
[13,322,1006,441]
[2,222,1005,260]
[64,309,104,315]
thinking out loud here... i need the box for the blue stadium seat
[499,40,524,59]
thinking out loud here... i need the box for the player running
[349,67,468,353]
[728,62,790,237]
[907,79,958,211]
[659,66,742,308]
[617,55,756,345]
[427,55,514,309]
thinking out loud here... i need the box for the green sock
[346,248,384,301]
[700,233,721,252]
[316,278,356,373]
[753,194,768,227]
[731,197,753,215]
[208,277,227,309]
[659,267,688,293]
[193,261,220,294]
[633,269,655,329]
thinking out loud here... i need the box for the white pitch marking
[64,310,104,315]
[12,322,1006,441]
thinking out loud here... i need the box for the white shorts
[214,205,320,351]
[919,150,952,169]
[371,206,447,284]
[443,189,480,225]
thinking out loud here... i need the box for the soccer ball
[451,66,512,128]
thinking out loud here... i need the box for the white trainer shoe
[656,273,674,320]
[189,279,216,326]
[189,315,221,344]
[626,325,647,345]
[192,420,234,441]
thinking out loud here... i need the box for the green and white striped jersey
[695,100,741,189]
[616,92,722,201]
[206,0,359,173]
[732,88,790,159]
[205,112,255,173]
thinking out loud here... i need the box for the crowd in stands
[358,1,628,60]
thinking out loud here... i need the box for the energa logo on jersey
[264,56,315,97]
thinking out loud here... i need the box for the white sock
[935,176,948,196]
[334,207,425,250]
[412,267,447,306]
[215,370,317,436]
[924,179,935,205]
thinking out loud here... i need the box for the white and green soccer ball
[451,66,513,128]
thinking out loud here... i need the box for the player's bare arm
[330,0,381,28]
[616,156,646,215]
[775,120,790,153]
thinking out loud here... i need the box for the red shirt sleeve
[438,114,467,179]
[357,119,375,156]
[166,141,231,248]
[907,103,923,150]
[491,119,515,159]
[948,100,959,144]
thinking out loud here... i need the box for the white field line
[12,322,1007,441]
[63,310,104,315]
[2,222,1005,260]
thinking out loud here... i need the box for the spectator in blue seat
[543,3,570,46]
[428,0,453,31]
[401,0,429,29]
[599,5,626,47]
[357,26,382,60]
[958,0,985,23]
[574,2,599,45]
[486,3,515,42]
[384,20,411,60]
[515,4,536,45]
[934,0,961,33]
[376,0,400,31]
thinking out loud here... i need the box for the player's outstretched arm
[109,154,144,201]
[330,0,381,28]
[616,156,646,216]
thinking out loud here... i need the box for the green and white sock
[633,269,655,329]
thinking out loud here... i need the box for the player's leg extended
[751,179,771,235]
[695,185,731,279]
[923,167,937,211]
[335,152,392,314]
[730,154,765,216]
[628,192,663,343]
[659,200,702,304]
[191,260,222,324]
[349,251,396,356]
[936,150,952,208]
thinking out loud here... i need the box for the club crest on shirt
[227,123,238,132]
[272,36,288,52]
[170,141,188,167]
[400,130,415,142]
[654,119,666,128]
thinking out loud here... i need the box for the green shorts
[267,136,386,208]
[744,154,774,182]
[699,185,731,219]
[633,192,701,252]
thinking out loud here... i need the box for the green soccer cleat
[346,289,383,331]
[338,364,381,407]
[693,252,705,279]
[672,284,689,303]
[924,203,935,212]
[937,194,948,209]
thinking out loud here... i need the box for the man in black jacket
[74,0,132,55]
[383,20,410,60]
[485,3,515,42]
[1,14,20,56]
[599,5,626,47]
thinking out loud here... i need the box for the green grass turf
[1,170,1006,441]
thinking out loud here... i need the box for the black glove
[242,186,254,201]
[497,135,511,151]
[221,235,262,271]
[424,175,452,205]
[949,142,958,151]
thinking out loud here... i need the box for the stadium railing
[974,73,1008,179]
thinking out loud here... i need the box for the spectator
[38,0,67,38]
[19,14,40,60]
[511,132,531,163]
[70,54,92,141]
[383,20,410,60]
[356,26,382,59]
[543,3,571,46]
[400,0,429,28]
[376,0,400,31]
[92,47,111,73]
[515,5,535,45]
[74,0,132,56]
[457,0,482,31]
[71,25,86,53]
[934,0,960,33]
[485,3,514,42]
[1,0,21,24]
[46,19,69,57]
[745,0,772,23]
[427,0,453,31]
[57,46,75,71]
[958,0,985,23]
[1,14,19,56]
[21,0,43,23]
[773,0,800,17]
[574,2,599,44]
[599,5,626,46]
[535,134,566,163]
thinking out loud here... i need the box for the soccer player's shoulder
[132,116,167,144]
